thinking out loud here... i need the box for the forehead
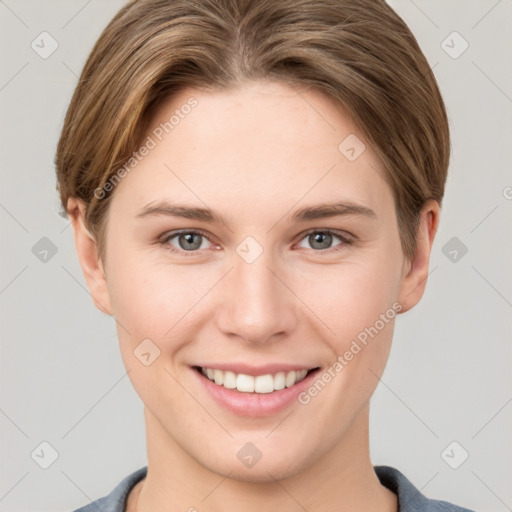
[110,79,394,223]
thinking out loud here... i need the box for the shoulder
[71,464,477,512]
[374,465,477,512]
[70,466,147,512]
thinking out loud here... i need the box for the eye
[296,229,354,252]
[159,228,355,256]
[160,230,215,254]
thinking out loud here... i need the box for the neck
[133,405,397,512]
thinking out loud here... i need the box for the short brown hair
[55,0,450,261]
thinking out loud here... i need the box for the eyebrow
[135,200,377,224]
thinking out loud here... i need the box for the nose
[215,247,298,345]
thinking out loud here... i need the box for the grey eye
[162,231,211,252]
[308,232,334,250]
[176,232,203,251]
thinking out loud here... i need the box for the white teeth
[285,370,296,388]
[274,372,286,390]
[254,374,274,394]
[222,371,237,389]
[199,367,311,393]
[213,369,223,385]
[236,373,255,392]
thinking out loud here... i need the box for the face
[71,79,436,482]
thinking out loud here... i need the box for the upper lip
[193,363,320,376]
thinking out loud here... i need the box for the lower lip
[192,367,321,417]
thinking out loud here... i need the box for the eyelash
[159,229,355,256]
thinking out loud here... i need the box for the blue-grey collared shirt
[71,465,476,511]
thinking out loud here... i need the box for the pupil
[312,232,331,250]
[181,233,201,250]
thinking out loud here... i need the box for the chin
[200,455,306,484]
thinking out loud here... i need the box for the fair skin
[68,79,439,512]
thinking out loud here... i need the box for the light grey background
[1,1,511,511]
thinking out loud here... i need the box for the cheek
[107,261,196,404]
[295,254,403,410]
[302,254,402,345]
[293,260,401,418]
[107,258,217,350]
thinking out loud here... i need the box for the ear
[397,199,440,314]
[66,197,113,316]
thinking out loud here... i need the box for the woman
[55,0,475,510]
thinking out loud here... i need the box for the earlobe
[397,199,440,314]
[66,197,113,316]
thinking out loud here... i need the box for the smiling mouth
[193,366,321,394]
